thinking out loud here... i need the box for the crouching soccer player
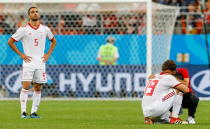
[142,60,189,124]
[174,68,199,124]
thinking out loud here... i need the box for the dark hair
[28,6,38,15]
[173,72,184,80]
[106,36,115,43]
[107,39,115,43]
[161,60,177,71]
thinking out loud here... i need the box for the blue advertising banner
[1,64,210,98]
[1,65,146,97]
[183,65,210,97]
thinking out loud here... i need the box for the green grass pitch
[0,100,209,129]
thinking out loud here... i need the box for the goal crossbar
[0,0,150,4]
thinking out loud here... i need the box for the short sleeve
[11,27,25,41]
[46,27,54,40]
[176,68,189,78]
[166,75,182,88]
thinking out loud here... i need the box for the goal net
[0,0,179,98]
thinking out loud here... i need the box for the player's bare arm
[8,38,32,62]
[173,72,190,86]
[175,78,189,87]
[42,37,56,62]
[175,84,189,93]
[148,74,155,79]
[182,78,189,86]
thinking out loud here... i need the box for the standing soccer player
[8,7,56,118]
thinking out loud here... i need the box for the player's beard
[31,15,40,21]
[31,18,39,21]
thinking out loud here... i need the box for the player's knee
[34,87,41,91]
[22,81,32,89]
[34,88,41,92]
[22,85,30,90]
[33,84,42,91]
[175,89,180,94]
[175,89,183,96]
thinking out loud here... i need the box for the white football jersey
[12,23,54,69]
[142,74,181,106]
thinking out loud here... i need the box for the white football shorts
[143,88,176,118]
[21,67,47,83]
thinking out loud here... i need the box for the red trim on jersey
[173,83,182,88]
[11,37,17,42]
[162,90,176,102]
[160,72,170,75]
[160,72,164,75]
[28,22,40,30]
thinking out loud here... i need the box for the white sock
[31,91,41,114]
[160,111,170,122]
[20,88,29,113]
[171,92,183,118]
